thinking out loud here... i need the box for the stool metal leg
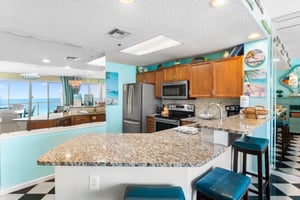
[265,147,270,200]
[242,152,247,174]
[233,147,238,172]
[258,152,263,200]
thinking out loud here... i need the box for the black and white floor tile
[0,179,55,200]
[276,134,300,177]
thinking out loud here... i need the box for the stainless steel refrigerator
[123,83,159,133]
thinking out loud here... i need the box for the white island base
[55,148,231,200]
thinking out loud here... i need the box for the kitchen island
[37,115,270,200]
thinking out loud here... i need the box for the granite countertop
[182,114,270,134]
[37,115,270,167]
[37,129,227,167]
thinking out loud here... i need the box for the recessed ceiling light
[273,58,280,62]
[248,33,261,40]
[211,0,229,7]
[121,35,182,56]
[42,59,50,63]
[119,0,135,4]
[65,66,71,69]
[87,56,106,66]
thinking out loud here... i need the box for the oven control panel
[168,104,195,112]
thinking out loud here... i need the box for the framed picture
[245,49,265,67]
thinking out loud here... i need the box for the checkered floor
[1,135,300,200]
[1,179,55,200]
[276,134,300,177]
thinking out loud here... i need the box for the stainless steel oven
[154,117,180,131]
[154,103,195,132]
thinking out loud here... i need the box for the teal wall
[0,125,106,190]
[276,57,300,97]
[0,62,136,191]
[106,62,136,133]
[276,69,292,97]
[291,58,300,66]
[146,51,228,71]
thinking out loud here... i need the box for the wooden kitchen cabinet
[147,116,155,133]
[189,56,243,98]
[189,62,213,97]
[57,117,72,126]
[212,56,243,97]
[71,115,91,125]
[164,64,189,81]
[155,69,165,98]
[181,120,194,126]
[136,71,156,84]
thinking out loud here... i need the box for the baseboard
[0,174,54,196]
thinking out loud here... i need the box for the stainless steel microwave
[161,80,189,99]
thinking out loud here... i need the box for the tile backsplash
[162,98,240,117]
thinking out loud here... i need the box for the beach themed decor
[245,49,265,67]
[106,72,119,105]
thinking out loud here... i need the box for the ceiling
[263,0,300,62]
[0,0,269,76]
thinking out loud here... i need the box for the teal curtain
[61,76,80,105]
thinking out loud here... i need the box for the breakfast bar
[37,115,270,200]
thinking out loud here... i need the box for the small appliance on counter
[225,105,240,117]
[155,104,164,114]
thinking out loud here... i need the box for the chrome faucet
[204,103,223,119]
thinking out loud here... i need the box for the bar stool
[276,120,290,159]
[194,167,250,200]
[123,185,185,200]
[233,136,270,200]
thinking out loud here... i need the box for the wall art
[245,49,265,67]
[106,72,119,105]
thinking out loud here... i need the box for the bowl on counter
[199,113,214,120]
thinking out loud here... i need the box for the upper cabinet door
[155,69,165,98]
[164,64,189,81]
[175,64,190,80]
[136,71,156,84]
[212,56,244,97]
[189,62,213,97]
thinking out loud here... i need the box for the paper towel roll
[240,95,249,108]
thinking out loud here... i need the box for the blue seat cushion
[195,167,250,200]
[123,185,185,200]
[233,135,268,151]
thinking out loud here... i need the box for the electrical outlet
[89,175,100,190]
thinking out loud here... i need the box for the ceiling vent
[64,56,80,61]
[108,28,130,39]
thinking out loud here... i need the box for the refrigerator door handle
[123,120,140,125]
[128,85,133,116]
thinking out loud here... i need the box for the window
[0,80,9,109]
[79,83,101,106]
[10,80,29,111]
[49,82,63,113]
[32,81,48,115]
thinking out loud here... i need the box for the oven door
[154,117,180,131]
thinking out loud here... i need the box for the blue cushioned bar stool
[233,136,270,200]
[123,185,185,200]
[276,120,290,159]
[194,167,250,200]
